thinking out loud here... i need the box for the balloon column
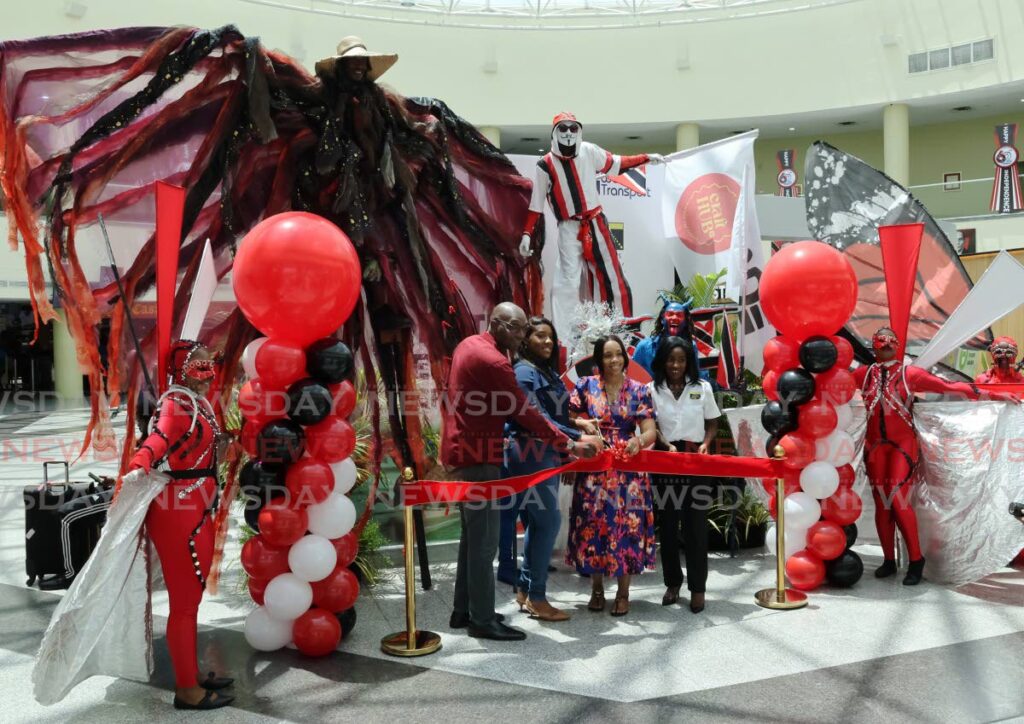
[759,241,864,592]
[232,212,363,657]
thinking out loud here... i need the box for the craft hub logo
[674,173,739,255]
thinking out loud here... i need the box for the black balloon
[337,606,357,639]
[843,522,858,549]
[243,499,263,531]
[257,419,306,465]
[239,460,286,498]
[799,336,839,373]
[777,368,816,405]
[306,338,354,384]
[287,379,334,426]
[825,549,864,587]
[765,433,783,458]
[761,400,797,436]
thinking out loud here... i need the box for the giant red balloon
[329,381,357,419]
[258,502,309,547]
[778,433,815,470]
[233,212,361,345]
[763,337,800,373]
[240,535,290,580]
[786,550,826,590]
[821,487,863,526]
[760,241,858,341]
[831,335,854,368]
[292,608,342,657]
[331,531,360,568]
[311,566,360,613]
[797,400,838,438]
[286,457,335,506]
[306,415,356,463]
[816,368,856,406]
[256,339,307,388]
[805,520,847,560]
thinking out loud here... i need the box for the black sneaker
[903,558,925,586]
[874,559,898,578]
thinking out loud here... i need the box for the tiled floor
[1,409,1023,723]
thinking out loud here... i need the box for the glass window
[929,48,950,70]
[951,44,972,65]
[908,52,928,73]
[973,39,994,61]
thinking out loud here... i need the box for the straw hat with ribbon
[315,36,398,81]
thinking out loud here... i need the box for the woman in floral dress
[567,335,657,616]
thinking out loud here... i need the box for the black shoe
[200,671,234,691]
[173,690,234,710]
[467,621,526,641]
[903,558,925,586]
[874,559,898,578]
[496,569,519,587]
[449,611,505,629]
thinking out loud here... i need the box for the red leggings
[865,438,922,561]
[146,478,215,689]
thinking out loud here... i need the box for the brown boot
[526,599,571,622]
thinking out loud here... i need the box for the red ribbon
[401,450,785,506]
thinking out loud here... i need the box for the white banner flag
[660,131,774,374]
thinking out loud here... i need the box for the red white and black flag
[716,312,741,388]
[776,149,798,197]
[990,123,1023,213]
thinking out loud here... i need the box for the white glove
[648,153,666,165]
[519,234,533,258]
[120,468,145,486]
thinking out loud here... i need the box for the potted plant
[707,485,771,554]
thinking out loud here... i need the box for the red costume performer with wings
[853,327,1015,585]
[975,336,1024,384]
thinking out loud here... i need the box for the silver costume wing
[32,471,168,705]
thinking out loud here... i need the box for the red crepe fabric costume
[853,361,980,561]
[129,342,220,689]
[975,336,1024,384]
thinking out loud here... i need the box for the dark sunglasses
[557,123,580,133]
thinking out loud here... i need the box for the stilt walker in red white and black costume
[520,113,664,336]
[853,327,1017,585]
[975,336,1024,384]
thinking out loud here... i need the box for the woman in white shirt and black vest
[647,336,720,613]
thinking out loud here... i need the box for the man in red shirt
[441,302,602,640]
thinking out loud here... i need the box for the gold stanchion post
[755,446,808,610]
[381,468,443,656]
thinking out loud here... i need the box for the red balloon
[761,470,801,493]
[240,535,290,580]
[797,400,838,438]
[760,241,858,341]
[786,550,826,590]
[762,370,779,401]
[329,381,357,419]
[805,520,847,560]
[306,416,356,463]
[816,368,856,406]
[256,340,308,389]
[821,487,863,526]
[836,464,855,489]
[311,566,360,613]
[763,337,800,373]
[258,502,309,547]
[239,379,288,424]
[779,433,815,470]
[831,335,854,368]
[768,479,802,518]
[248,577,270,605]
[292,608,342,657]
[233,212,361,345]
[286,457,335,506]
[240,421,261,457]
[331,531,360,568]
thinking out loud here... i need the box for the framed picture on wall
[943,172,962,191]
[956,228,976,255]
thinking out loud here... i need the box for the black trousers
[451,464,503,627]
[653,440,712,592]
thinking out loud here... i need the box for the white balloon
[241,337,268,379]
[307,493,357,539]
[814,430,856,467]
[783,492,821,529]
[288,534,338,582]
[330,457,358,496]
[800,461,840,499]
[765,523,809,559]
[263,573,313,621]
[244,606,294,651]
[835,403,854,431]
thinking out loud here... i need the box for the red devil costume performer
[520,112,664,337]
[853,327,1015,585]
[975,336,1024,384]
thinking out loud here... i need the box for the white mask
[551,121,582,157]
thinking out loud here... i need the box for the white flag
[661,131,775,374]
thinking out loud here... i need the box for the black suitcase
[24,461,115,590]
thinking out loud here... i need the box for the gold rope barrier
[755,446,808,610]
[381,468,442,657]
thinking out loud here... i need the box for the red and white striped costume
[522,114,649,337]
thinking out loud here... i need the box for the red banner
[401,450,785,506]
[990,123,1023,213]
[776,149,798,197]
[155,181,185,394]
